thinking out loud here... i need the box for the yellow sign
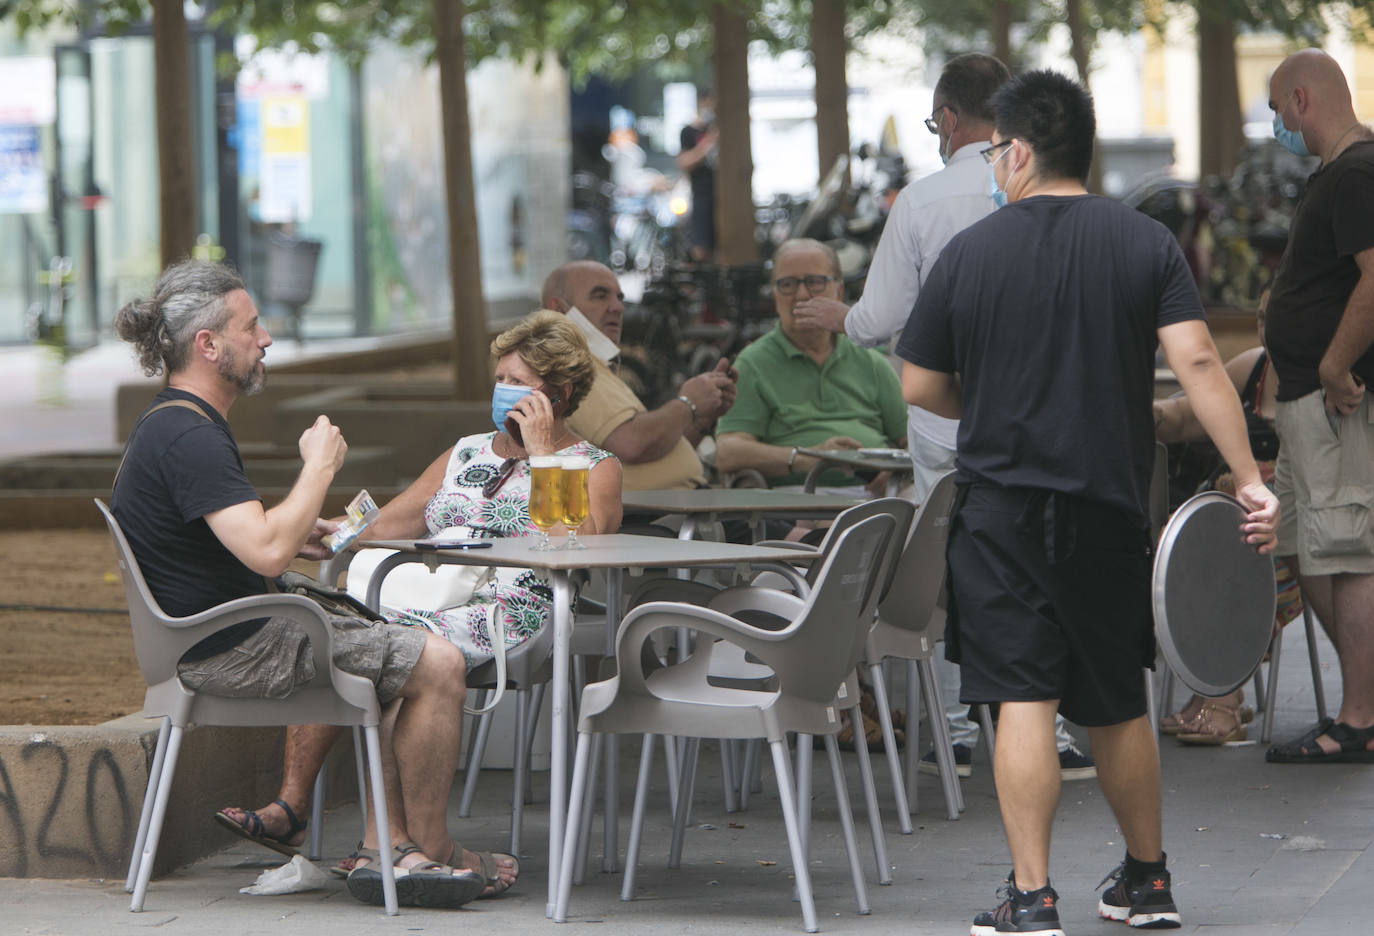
[261,95,308,155]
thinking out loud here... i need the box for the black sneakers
[1097,855,1182,929]
[971,876,1066,936]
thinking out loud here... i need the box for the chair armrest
[707,586,805,620]
[751,539,816,552]
[318,550,355,588]
[615,600,800,697]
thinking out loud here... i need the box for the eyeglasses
[774,274,836,296]
[481,456,521,499]
[924,105,951,135]
[982,139,1015,164]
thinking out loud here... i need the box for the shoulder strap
[112,399,215,491]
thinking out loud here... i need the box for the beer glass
[559,455,591,550]
[528,456,562,551]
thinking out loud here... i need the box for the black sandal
[1266,717,1374,763]
[213,798,307,858]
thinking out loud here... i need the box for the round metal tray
[1152,491,1275,696]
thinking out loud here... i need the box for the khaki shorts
[1273,389,1374,576]
[177,614,426,704]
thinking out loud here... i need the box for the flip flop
[453,841,521,898]
[213,799,306,859]
[1266,717,1374,764]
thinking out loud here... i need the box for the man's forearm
[601,402,696,464]
[1320,272,1374,380]
[716,435,799,478]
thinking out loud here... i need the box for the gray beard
[218,348,267,396]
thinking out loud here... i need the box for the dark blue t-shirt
[897,194,1205,520]
[111,387,267,659]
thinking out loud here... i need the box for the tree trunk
[812,0,849,191]
[712,3,758,265]
[1197,7,1244,178]
[151,0,196,267]
[434,0,489,399]
[992,0,1013,67]
[1064,0,1103,194]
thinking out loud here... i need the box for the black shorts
[945,485,1155,727]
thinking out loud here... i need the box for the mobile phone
[415,540,493,550]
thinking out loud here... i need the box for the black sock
[1125,851,1167,878]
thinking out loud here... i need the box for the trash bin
[265,234,323,341]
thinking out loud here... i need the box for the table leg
[547,571,573,917]
[601,570,623,872]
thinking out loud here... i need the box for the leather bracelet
[676,395,698,419]
[788,447,799,472]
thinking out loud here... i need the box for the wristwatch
[676,395,698,419]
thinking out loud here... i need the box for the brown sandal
[1177,702,1247,745]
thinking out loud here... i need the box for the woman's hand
[296,517,340,560]
[508,389,559,455]
[1235,479,1280,554]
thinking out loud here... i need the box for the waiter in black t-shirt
[898,71,1278,935]
[677,87,717,262]
[1262,49,1374,768]
[111,261,491,908]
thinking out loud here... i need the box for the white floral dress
[387,431,614,668]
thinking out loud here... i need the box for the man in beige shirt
[541,261,735,489]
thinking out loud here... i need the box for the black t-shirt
[897,194,1205,521]
[680,125,715,225]
[1265,139,1374,401]
[110,388,267,659]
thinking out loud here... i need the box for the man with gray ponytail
[112,261,485,908]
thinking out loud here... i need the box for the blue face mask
[491,383,534,432]
[1273,102,1310,158]
[987,146,1013,209]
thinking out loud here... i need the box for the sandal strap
[1325,720,1374,752]
[272,798,308,839]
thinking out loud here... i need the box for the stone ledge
[0,717,290,880]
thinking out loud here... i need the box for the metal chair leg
[923,659,964,816]
[126,717,170,894]
[352,726,369,833]
[824,734,871,914]
[130,724,184,912]
[553,731,594,922]
[361,725,399,916]
[1262,628,1283,745]
[980,704,997,768]
[848,704,892,885]
[1304,605,1328,722]
[458,689,493,817]
[867,663,912,834]
[720,738,739,813]
[668,737,700,869]
[511,689,529,856]
[769,738,819,933]
[905,660,920,812]
[309,766,325,861]
[621,734,655,902]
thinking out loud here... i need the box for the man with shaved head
[541,260,735,489]
[1263,50,1374,765]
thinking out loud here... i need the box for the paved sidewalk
[3,621,1369,935]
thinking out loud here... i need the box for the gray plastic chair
[318,548,555,856]
[554,514,898,933]
[862,471,962,824]
[95,500,398,915]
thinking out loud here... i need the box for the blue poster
[0,124,46,215]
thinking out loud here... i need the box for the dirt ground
[0,530,325,726]
[1,529,143,725]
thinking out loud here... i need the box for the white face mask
[564,307,621,363]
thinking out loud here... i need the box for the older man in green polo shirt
[716,238,908,493]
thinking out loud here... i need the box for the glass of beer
[559,455,591,550]
[528,456,563,551]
